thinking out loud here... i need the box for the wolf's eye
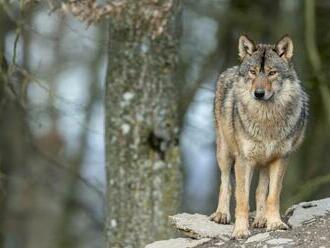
[268,71,277,76]
[249,69,257,75]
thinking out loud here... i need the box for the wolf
[210,35,308,239]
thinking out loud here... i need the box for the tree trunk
[105,1,182,247]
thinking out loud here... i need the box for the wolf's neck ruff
[234,77,305,142]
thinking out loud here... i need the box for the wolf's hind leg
[210,140,233,224]
[266,158,289,231]
[253,167,269,228]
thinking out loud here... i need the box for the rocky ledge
[146,198,330,248]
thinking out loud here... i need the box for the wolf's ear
[276,35,293,61]
[238,35,255,60]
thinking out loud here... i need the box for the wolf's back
[214,66,239,128]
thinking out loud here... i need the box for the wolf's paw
[209,211,231,224]
[266,220,289,231]
[252,216,267,228]
[231,227,250,240]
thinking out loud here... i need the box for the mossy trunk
[105,1,182,247]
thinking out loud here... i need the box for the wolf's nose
[254,89,265,99]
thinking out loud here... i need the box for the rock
[245,232,271,244]
[145,238,211,248]
[169,213,233,239]
[266,238,294,245]
[287,198,330,227]
[214,241,224,246]
[147,198,330,248]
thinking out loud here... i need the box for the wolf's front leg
[253,167,269,228]
[232,158,254,239]
[210,142,233,224]
[266,158,289,231]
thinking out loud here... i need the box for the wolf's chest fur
[234,95,304,163]
[237,129,295,164]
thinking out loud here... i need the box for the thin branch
[14,65,91,111]
[30,140,104,198]
[12,28,21,65]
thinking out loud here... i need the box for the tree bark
[105,1,182,247]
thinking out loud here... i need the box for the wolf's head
[237,35,296,101]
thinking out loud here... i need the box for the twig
[12,28,21,66]
[12,0,24,65]
[30,140,104,198]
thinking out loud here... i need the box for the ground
[197,215,330,248]
[146,198,330,248]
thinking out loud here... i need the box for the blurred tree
[105,0,182,247]
[0,2,106,248]
[0,4,33,247]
